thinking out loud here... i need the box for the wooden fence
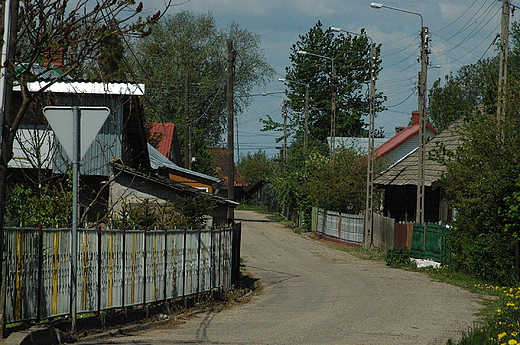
[411,223,451,265]
[3,224,241,325]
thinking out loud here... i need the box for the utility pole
[227,38,235,223]
[282,100,288,163]
[330,63,337,161]
[0,0,17,335]
[184,72,192,169]
[303,84,309,150]
[364,43,377,248]
[497,0,510,136]
[416,26,429,225]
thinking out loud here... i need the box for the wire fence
[3,224,241,325]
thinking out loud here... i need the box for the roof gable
[375,123,439,157]
[374,119,462,186]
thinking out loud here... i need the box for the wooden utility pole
[497,0,510,136]
[184,72,192,169]
[227,39,235,223]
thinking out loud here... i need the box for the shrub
[385,247,413,268]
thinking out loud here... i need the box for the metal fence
[313,208,395,250]
[315,209,364,245]
[3,224,240,324]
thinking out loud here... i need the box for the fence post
[121,227,126,313]
[231,223,242,286]
[163,228,168,304]
[37,225,43,322]
[143,228,147,309]
[182,228,187,298]
[96,226,101,315]
[197,228,201,294]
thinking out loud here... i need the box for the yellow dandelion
[508,339,518,345]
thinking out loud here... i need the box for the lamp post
[279,78,310,149]
[371,2,429,225]
[330,27,377,248]
[297,50,336,160]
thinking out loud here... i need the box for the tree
[427,58,498,131]
[425,20,520,284]
[237,150,276,185]
[265,21,384,143]
[128,11,274,169]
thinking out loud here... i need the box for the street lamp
[330,27,377,249]
[297,50,337,160]
[279,78,310,149]
[371,2,429,225]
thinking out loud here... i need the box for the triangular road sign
[43,106,110,160]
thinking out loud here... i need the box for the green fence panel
[411,223,451,265]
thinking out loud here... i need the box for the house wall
[167,173,214,193]
[109,173,229,228]
[384,128,437,164]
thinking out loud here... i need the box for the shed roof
[111,160,238,207]
[374,119,462,186]
[148,143,220,184]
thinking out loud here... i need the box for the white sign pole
[43,106,109,332]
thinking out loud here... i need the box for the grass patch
[344,246,386,261]
[236,204,269,213]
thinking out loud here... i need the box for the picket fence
[3,224,241,325]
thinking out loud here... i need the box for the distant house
[207,147,247,200]
[375,111,439,164]
[374,119,462,223]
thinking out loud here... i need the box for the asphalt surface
[77,210,483,345]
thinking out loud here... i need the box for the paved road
[79,210,482,344]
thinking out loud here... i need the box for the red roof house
[375,111,439,164]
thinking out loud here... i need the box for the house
[374,119,462,223]
[110,160,238,228]
[9,78,149,222]
[10,75,236,225]
[207,146,247,200]
[374,111,439,164]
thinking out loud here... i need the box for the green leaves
[280,21,383,143]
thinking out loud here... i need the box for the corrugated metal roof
[328,137,387,152]
[148,143,220,183]
[374,119,462,186]
[14,81,144,95]
[149,123,176,158]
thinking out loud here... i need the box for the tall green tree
[238,150,276,185]
[267,21,383,143]
[129,11,274,169]
[433,20,520,284]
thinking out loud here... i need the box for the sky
[144,0,503,159]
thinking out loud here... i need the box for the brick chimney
[411,110,420,125]
[43,47,64,71]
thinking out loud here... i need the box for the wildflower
[499,332,508,340]
[508,339,518,345]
